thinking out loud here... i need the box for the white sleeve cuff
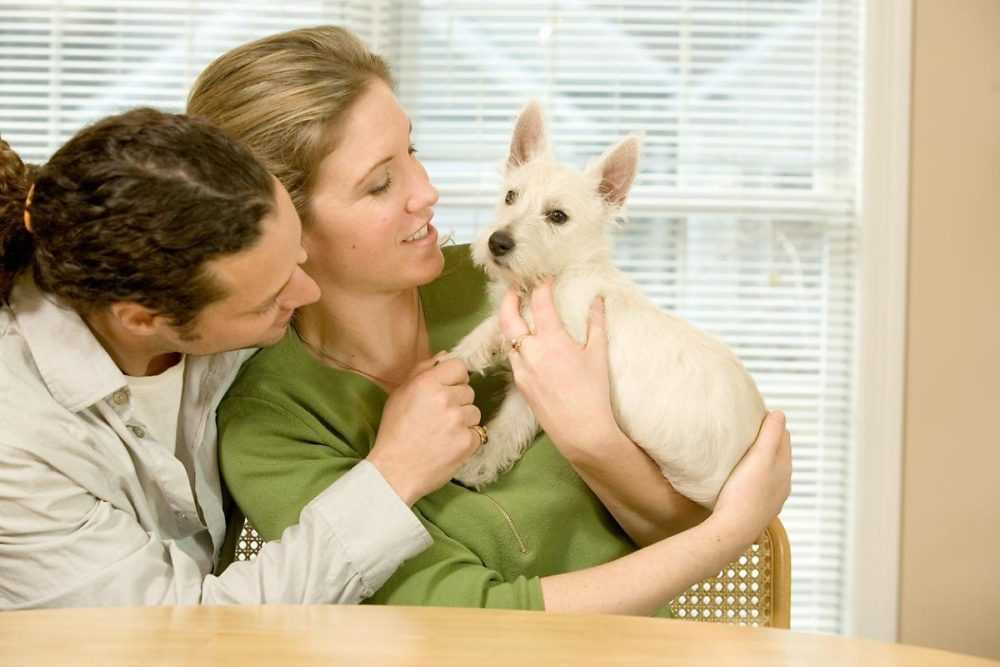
[302,460,432,596]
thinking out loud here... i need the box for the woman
[192,26,791,615]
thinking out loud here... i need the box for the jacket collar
[9,276,127,413]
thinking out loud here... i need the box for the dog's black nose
[488,231,516,257]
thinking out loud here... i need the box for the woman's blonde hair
[187,26,393,225]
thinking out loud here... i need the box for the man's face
[166,178,320,354]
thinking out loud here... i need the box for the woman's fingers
[753,410,792,497]
[507,342,529,376]
[499,288,532,341]
[446,383,476,406]
[745,410,785,460]
[424,357,470,385]
[461,404,482,427]
[779,425,791,460]
[584,296,608,353]
[500,279,571,345]
[759,410,787,454]
[528,279,564,335]
[777,422,793,492]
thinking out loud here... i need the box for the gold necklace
[293,294,425,389]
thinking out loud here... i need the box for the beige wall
[900,0,1000,660]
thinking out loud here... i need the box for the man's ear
[109,302,162,337]
[508,99,549,169]
[588,135,641,207]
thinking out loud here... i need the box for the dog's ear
[508,100,548,168]
[590,135,641,207]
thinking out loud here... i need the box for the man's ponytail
[0,138,37,302]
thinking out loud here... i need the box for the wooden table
[1,605,996,666]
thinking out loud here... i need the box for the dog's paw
[446,342,497,375]
[453,451,503,490]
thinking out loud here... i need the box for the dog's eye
[504,190,517,205]
[546,209,569,224]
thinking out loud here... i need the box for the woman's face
[305,80,442,295]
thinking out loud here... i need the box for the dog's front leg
[453,387,538,490]
[446,315,506,374]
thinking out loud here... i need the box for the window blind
[0,0,388,163]
[0,0,861,634]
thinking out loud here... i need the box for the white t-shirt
[125,356,186,455]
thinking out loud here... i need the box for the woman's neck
[292,282,430,384]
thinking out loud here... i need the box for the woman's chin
[409,244,446,286]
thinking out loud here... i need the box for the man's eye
[504,190,517,205]
[546,209,568,224]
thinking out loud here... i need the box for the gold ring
[471,425,488,447]
[510,334,531,353]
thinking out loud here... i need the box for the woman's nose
[406,162,439,214]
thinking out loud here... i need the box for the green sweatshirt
[217,244,637,610]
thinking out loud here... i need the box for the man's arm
[0,441,430,608]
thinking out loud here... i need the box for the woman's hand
[367,357,483,506]
[500,279,622,459]
[709,411,793,547]
[500,281,709,544]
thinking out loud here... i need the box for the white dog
[449,101,766,507]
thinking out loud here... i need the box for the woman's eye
[504,190,517,205]
[408,144,418,156]
[370,173,392,195]
[546,209,568,224]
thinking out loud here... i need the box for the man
[0,108,479,608]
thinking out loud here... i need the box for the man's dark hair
[0,107,274,334]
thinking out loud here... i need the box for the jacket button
[112,389,129,405]
[128,425,146,439]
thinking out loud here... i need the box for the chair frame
[769,517,791,628]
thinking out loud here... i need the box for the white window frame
[847,0,912,642]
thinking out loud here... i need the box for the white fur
[449,101,766,506]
